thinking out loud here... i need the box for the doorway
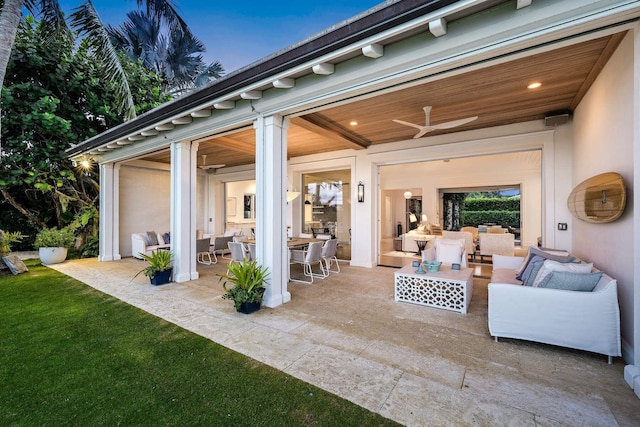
[302,169,351,260]
[377,150,541,267]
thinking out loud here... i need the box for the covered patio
[49,258,640,426]
[66,0,640,397]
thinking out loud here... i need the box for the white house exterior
[67,0,640,396]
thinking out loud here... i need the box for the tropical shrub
[219,259,269,311]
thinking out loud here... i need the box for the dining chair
[289,241,325,284]
[321,238,340,274]
[247,243,256,261]
[298,233,313,238]
[315,233,332,240]
[227,242,248,268]
[196,238,215,264]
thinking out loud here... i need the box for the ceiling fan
[199,154,225,171]
[392,106,478,138]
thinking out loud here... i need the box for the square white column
[170,140,199,282]
[98,162,121,261]
[255,115,290,307]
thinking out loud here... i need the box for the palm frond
[136,0,189,34]
[37,0,72,39]
[70,0,136,120]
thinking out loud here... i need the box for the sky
[56,0,384,74]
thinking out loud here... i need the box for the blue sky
[57,0,383,74]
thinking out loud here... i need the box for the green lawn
[0,263,399,426]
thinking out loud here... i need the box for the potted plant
[34,227,75,265]
[219,258,269,314]
[133,249,173,285]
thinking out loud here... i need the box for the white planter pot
[39,247,68,265]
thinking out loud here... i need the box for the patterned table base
[394,266,473,313]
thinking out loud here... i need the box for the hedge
[464,197,520,211]
[461,210,520,228]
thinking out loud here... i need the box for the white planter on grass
[38,247,68,265]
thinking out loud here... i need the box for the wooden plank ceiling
[144,32,625,169]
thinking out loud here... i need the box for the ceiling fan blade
[392,119,425,130]
[413,129,431,138]
[200,164,226,170]
[431,116,478,129]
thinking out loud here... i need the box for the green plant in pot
[34,227,75,265]
[219,258,269,314]
[133,249,173,285]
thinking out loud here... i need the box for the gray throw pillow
[146,231,158,246]
[163,232,170,244]
[519,255,543,284]
[515,246,575,280]
[538,271,603,292]
[523,259,545,286]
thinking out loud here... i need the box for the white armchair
[479,233,515,262]
[421,237,467,268]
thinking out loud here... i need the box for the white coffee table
[394,264,474,314]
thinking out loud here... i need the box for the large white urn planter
[39,247,68,265]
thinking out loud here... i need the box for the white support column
[170,140,199,282]
[625,23,640,398]
[98,162,121,261]
[255,114,290,307]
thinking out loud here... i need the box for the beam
[241,90,262,100]
[312,63,334,75]
[516,0,532,9]
[273,78,295,89]
[362,43,384,58]
[428,18,447,37]
[214,101,235,109]
[291,113,371,150]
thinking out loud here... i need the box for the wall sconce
[357,182,365,203]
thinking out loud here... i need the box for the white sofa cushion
[491,268,521,285]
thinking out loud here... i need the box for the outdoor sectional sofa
[131,231,170,259]
[488,247,621,363]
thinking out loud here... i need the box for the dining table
[244,237,321,248]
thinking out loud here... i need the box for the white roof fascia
[242,0,640,118]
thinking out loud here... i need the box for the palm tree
[0,0,193,120]
[108,9,223,95]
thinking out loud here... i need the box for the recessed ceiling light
[528,82,542,89]
[350,120,358,126]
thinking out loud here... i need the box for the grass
[0,262,399,426]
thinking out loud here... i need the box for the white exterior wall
[118,164,171,257]
[572,31,636,362]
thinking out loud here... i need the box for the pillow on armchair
[145,231,159,246]
[435,238,465,264]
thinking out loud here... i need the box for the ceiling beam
[292,114,371,150]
